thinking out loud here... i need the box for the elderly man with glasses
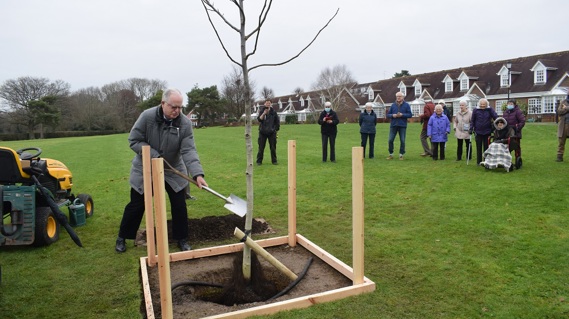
[115,88,208,253]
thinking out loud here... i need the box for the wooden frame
[140,143,376,318]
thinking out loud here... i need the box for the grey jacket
[128,106,204,194]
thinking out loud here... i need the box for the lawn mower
[0,146,94,247]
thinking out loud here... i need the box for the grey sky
[1,0,567,99]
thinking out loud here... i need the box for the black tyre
[34,207,60,246]
[77,194,94,217]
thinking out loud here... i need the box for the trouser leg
[257,134,268,164]
[118,188,145,239]
[420,129,431,154]
[399,127,407,155]
[369,134,375,158]
[322,134,329,161]
[329,132,337,161]
[268,132,277,163]
[361,133,368,157]
[457,139,463,160]
[388,127,396,154]
[166,183,188,241]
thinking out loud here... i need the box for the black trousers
[322,132,337,161]
[361,133,375,158]
[457,138,472,160]
[118,183,188,240]
[257,132,277,164]
[475,134,490,164]
[432,142,446,160]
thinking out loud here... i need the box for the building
[253,50,569,123]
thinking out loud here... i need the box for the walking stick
[466,132,473,166]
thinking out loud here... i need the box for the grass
[1,122,568,319]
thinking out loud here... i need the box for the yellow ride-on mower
[0,147,93,247]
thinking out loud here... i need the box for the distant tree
[124,78,167,102]
[187,84,224,126]
[101,82,140,131]
[259,86,274,100]
[66,87,114,131]
[137,90,164,111]
[0,76,70,138]
[393,70,411,78]
[220,67,256,119]
[293,87,304,96]
[311,64,356,111]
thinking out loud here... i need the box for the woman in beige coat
[557,99,569,162]
[453,100,472,161]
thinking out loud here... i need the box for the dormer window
[535,69,545,84]
[398,81,407,96]
[413,79,422,96]
[530,61,556,85]
[368,90,374,100]
[457,72,471,91]
[501,73,510,87]
[442,75,453,92]
[300,96,305,107]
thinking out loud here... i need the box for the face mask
[507,105,514,110]
[325,108,331,112]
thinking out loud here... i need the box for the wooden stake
[287,140,297,247]
[142,146,156,267]
[352,147,364,285]
[234,227,298,281]
[151,158,172,319]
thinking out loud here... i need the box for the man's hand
[195,175,208,189]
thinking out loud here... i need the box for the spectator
[359,102,377,159]
[419,101,436,157]
[386,92,413,160]
[470,98,498,165]
[256,99,280,165]
[502,99,526,148]
[318,101,339,162]
[427,104,451,160]
[453,100,472,161]
[556,99,569,162]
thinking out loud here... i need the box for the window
[300,97,304,107]
[376,107,385,118]
[368,89,374,100]
[495,100,506,115]
[528,98,541,114]
[535,69,545,84]
[544,96,555,113]
[460,78,468,91]
[415,85,421,96]
[501,74,509,87]
[400,86,407,96]
[411,104,421,117]
[445,80,452,92]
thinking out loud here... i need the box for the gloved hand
[468,129,473,135]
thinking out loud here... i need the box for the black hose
[267,257,313,301]
[171,281,224,292]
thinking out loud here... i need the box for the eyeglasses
[165,102,183,110]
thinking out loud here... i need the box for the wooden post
[152,158,173,319]
[234,228,298,281]
[287,140,297,247]
[352,147,365,285]
[143,146,157,267]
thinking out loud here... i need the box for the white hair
[365,102,373,107]
[324,101,332,107]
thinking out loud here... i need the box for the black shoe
[177,239,191,251]
[256,162,262,166]
[115,237,126,253]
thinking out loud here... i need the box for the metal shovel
[163,160,247,217]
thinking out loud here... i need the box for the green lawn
[0,122,568,319]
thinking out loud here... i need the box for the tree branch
[249,8,339,72]
[201,0,242,67]
[245,0,272,59]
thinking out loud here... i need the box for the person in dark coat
[359,102,377,159]
[502,99,526,153]
[419,101,435,157]
[556,99,569,162]
[318,101,340,162]
[470,98,498,165]
[386,92,413,160]
[256,99,280,165]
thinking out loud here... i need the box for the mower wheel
[77,194,94,217]
[34,207,60,246]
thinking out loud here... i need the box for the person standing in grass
[470,98,498,165]
[256,99,280,165]
[419,100,436,157]
[318,101,340,162]
[556,99,569,162]
[359,102,377,159]
[115,88,208,253]
[386,92,413,160]
[427,104,450,160]
[453,100,472,161]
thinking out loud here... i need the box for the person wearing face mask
[359,102,377,159]
[318,101,340,162]
[501,99,526,150]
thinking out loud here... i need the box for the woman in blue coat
[359,102,377,158]
[427,104,451,160]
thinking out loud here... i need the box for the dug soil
[142,214,353,319]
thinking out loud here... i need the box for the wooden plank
[139,257,155,319]
[142,146,157,267]
[151,159,172,319]
[296,234,354,280]
[202,282,376,319]
[352,146,365,285]
[287,140,297,247]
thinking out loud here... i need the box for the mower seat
[0,147,31,184]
